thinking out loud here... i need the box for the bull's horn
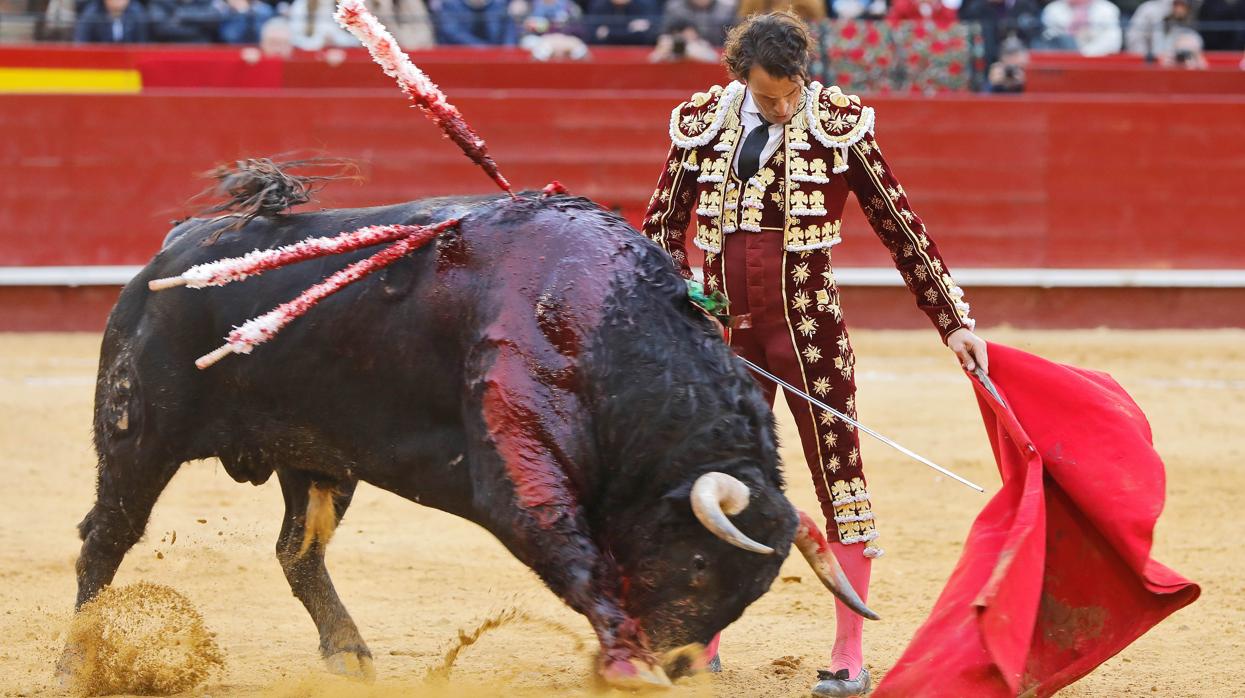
[793,510,880,621]
[689,472,774,555]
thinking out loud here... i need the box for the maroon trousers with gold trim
[711,228,879,551]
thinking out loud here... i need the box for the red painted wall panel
[1027,66,1245,94]
[3,91,1242,270]
[4,47,1242,331]
[281,58,730,91]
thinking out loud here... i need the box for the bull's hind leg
[59,448,181,682]
[74,455,180,607]
[274,469,373,680]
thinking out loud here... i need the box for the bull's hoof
[53,644,85,690]
[601,657,673,690]
[325,651,376,681]
[54,642,90,686]
[810,668,872,697]
[657,643,716,679]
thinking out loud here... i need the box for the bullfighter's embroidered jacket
[641,80,975,339]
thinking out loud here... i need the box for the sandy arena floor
[1,330,1241,697]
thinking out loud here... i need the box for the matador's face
[744,65,804,125]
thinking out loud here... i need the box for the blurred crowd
[18,0,1244,74]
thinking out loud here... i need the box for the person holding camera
[657,0,735,46]
[649,18,721,61]
[1161,25,1210,67]
[986,35,1029,91]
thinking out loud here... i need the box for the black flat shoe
[810,667,872,697]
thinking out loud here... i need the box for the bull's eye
[692,554,708,571]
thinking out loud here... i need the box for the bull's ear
[661,480,695,502]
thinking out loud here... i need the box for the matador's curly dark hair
[722,11,813,82]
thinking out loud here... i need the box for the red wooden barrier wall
[3,44,1244,330]
[2,91,1242,269]
[1026,65,1245,94]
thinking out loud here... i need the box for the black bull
[66,192,862,687]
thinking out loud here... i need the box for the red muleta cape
[874,343,1199,697]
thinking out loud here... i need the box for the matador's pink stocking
[828,540,872,676]
[703,632,721,663]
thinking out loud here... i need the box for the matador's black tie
[737,116,772,183]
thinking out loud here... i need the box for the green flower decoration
[686,279,729,319]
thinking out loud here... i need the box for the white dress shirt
[732,89,785,178]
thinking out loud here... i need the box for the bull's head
[609,469,877,679]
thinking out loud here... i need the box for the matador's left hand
[947,328,989,374]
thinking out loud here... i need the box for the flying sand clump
[425,607,585,682]
[64,582,224,696]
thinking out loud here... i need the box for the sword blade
[972,366,1007,408]
[739,357,985,493]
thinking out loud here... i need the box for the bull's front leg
[467,347,670,689]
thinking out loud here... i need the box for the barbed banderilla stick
[148,219,460,370]
[738,357,986,493]
[147,223,425,291]
[334,0,514,198]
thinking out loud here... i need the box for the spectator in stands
[585,0,660,45]
[986,34,1029,90]
[43,0,78,41]
[888,0,959,25]
[288,0,360,49]
[1160,24,1210,65]
[374,0,436,48]
[260,17,294,57]
[1198,0,1245,51]
[433,0,519,45]
[959,0,1042,65]
[219,0,274,43]
[515,0,590,58]
[737,0,826,22]
[148,0,224,42]
[831,0,888,20]
[658,0,735,46]
[1126,0,1195,57]
[1038,0,1122,55]
[1127,0,1174,53]
[74,0,150,42]
[649,18,720,60]
[239,14,295,59]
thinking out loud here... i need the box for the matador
[640,12,989,697]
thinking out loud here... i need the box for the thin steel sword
[972,366,1007,408]
[738,357,986,493]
